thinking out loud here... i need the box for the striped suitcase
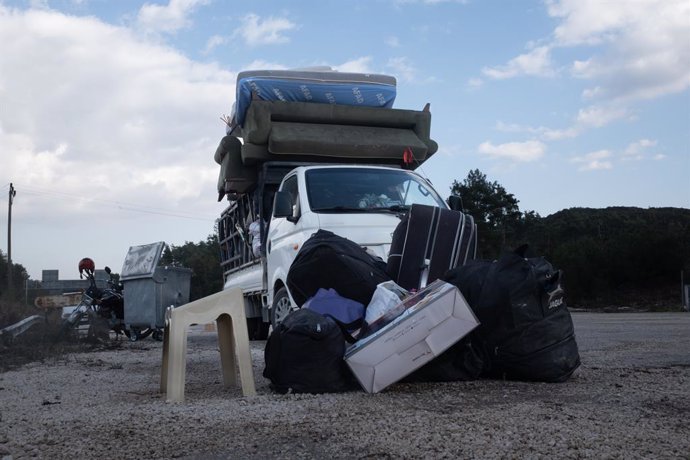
[387,204,477,291]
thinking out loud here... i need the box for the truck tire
[246,317,269,341]
[270,287,295,330]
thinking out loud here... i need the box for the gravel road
[0,312,688,459]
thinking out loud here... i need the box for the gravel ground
[0,312,689,459]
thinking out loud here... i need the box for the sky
[0,0,688,281]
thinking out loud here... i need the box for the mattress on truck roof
[230,69,397,129]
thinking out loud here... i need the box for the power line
[10,182,216,221]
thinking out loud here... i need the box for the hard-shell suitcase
[387,204,477,291]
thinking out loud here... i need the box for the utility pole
[7,183,16,299]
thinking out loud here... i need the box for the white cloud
[386,57,417,83]
[136,0,209,35]
[467,77,483,88]
[570,149,613,171]
[0,6,234,211]
[493,102,632,143]
[495,121,524,133]
[478,140,546,162]
[472,0,689,153]
[569,139,663,170]
[540,127,580,141]
[623,138,658,160]
[547,0,631,46]
[576,105,629,127]
[482,46,555,80]
[582,85,604,99]
[495,121,579,141]
[385,36,400,48]
[0,5,228,278]
[436,144,466,158]
[493,103,634,145]
[235,13,296,46]
[203,34,227,55]
[335,57,374,74]
[479,0,689,143]
[549,0,690,102]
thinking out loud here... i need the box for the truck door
[266,173,313,303]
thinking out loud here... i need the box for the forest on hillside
[451,170,689,308]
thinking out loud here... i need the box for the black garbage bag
[443,245,581,383]
[263,308,356,393]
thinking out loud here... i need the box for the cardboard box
[345,280,479,393]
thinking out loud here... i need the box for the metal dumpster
[120,242,192,330]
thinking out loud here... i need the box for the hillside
[520,207,690,309]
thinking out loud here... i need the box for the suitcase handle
[419,258,431,289]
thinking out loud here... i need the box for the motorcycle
[61,258,155,341]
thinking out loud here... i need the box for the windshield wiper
[382,205,409,213]
[311,206,374,213]
[312,205,410,214]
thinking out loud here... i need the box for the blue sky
[0,0,688,280]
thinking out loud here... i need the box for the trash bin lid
[120,241,165,281]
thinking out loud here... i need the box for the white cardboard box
[345,280,479,393]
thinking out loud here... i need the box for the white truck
[214,70,460,339]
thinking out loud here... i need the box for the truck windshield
[306,168,446,213]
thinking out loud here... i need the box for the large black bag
[263,308,354,394]
[443,246,580,383]
[387,204,477,291]
[287,230,391,307]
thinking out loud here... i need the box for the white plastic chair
[160,287,256,402]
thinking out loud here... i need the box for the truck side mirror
[447,195,463,211]
[273,191,296,221]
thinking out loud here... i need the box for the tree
[0,250,32,328]
[0,249,29,302]
[450,169,525,258]
[159,235,223,301]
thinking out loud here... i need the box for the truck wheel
[270,287,294,329]
[246,318,270,341]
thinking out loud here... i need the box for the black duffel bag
[286,229,391,307]
[263,308,356,394]
[443,245,580,383]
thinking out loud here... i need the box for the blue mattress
[230,69,397,128]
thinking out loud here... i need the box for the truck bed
[222,262,263,294]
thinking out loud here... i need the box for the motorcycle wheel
[87,317,111,342]
[152,329,164,341]
[128,327,154,342]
